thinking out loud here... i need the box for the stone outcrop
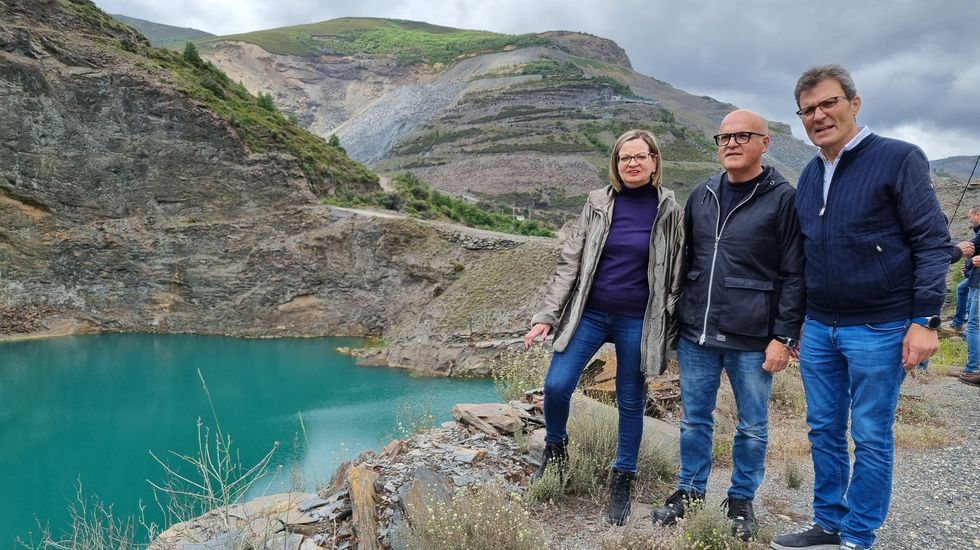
[150,391,680,549]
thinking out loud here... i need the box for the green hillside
[195,17,553,64]
[111,13,214,48]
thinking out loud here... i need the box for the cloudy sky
[94,0,980,162]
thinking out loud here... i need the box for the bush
[328,133,345,152]
[400,485,546,550]
[784,460,804,489]
[182,42,203,67]
[675,501,741,550]
[491,347,549,402]
[329,173,555,237]
[257,92,276,112]
[395,398,435,438]
[565,396,675,499]
[526,463,564,502]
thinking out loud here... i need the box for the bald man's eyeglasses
[713,132,766,146]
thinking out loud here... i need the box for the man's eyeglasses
[713,132,766,147]
[617,153,654,165]
[796,95,847,118]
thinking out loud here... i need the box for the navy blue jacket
[967,225,980,287]
[680,166,805,350]
[795,133,950,325]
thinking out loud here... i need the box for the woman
[524,129,685,525]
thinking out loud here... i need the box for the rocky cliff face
[199,21,817,215]
[0,1,557,374]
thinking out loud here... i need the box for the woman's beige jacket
[530,184,685,376]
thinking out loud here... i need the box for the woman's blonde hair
[608,129,662,191]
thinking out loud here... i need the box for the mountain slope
[198,18,816,220]
[111,13,214,48]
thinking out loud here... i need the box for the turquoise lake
[0,333,498,546]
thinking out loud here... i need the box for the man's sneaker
[722,497,757,541]
[770,524,841,549]
[651,489,704,526]
[840,542,868,550]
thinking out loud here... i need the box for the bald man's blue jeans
[800,318,907,550]
[676,337,770,500]
[542,308,646,472]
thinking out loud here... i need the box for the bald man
[652,110,805,541]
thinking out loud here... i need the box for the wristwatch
[911,316,942,330]
[773,335,797,350]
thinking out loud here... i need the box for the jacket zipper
[819,167,840,325]
[698,181,763,344]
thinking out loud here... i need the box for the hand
[902,323,939,372]
[958,241,975,258]
[524,323,552,350]
[763,339,791,373]
[972,255,980,267]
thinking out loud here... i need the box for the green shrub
[257,92,276,112]
[182,42,203,67]
[784,460,804,489]
[675,501,741,550]
[328,173,555,237]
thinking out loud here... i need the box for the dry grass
[527,462,564,502]
[565,395,676,500]
[674,501,742,549]
[600,529,675,549]
[491,347,549,402]
[399,484,547,550]
[893,394,963,449]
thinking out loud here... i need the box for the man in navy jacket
[770,66,951,550]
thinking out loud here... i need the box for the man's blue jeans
[966,287,980,373]
[952,278,970,328]
[542,308,646,472]
[799,318,907,549]
[676,337,771,500]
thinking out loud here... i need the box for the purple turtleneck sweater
[585,183,660,317]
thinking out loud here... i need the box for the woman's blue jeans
[799,318,908,549]
[542,308,646,473]
[676,337,771,500]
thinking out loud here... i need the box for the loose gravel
[535,374,980,549]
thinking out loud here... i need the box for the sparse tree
[257,92,276,112]
[182,42,203,68]
[328,133,346,153]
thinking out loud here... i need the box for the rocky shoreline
[149,391,680,550]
